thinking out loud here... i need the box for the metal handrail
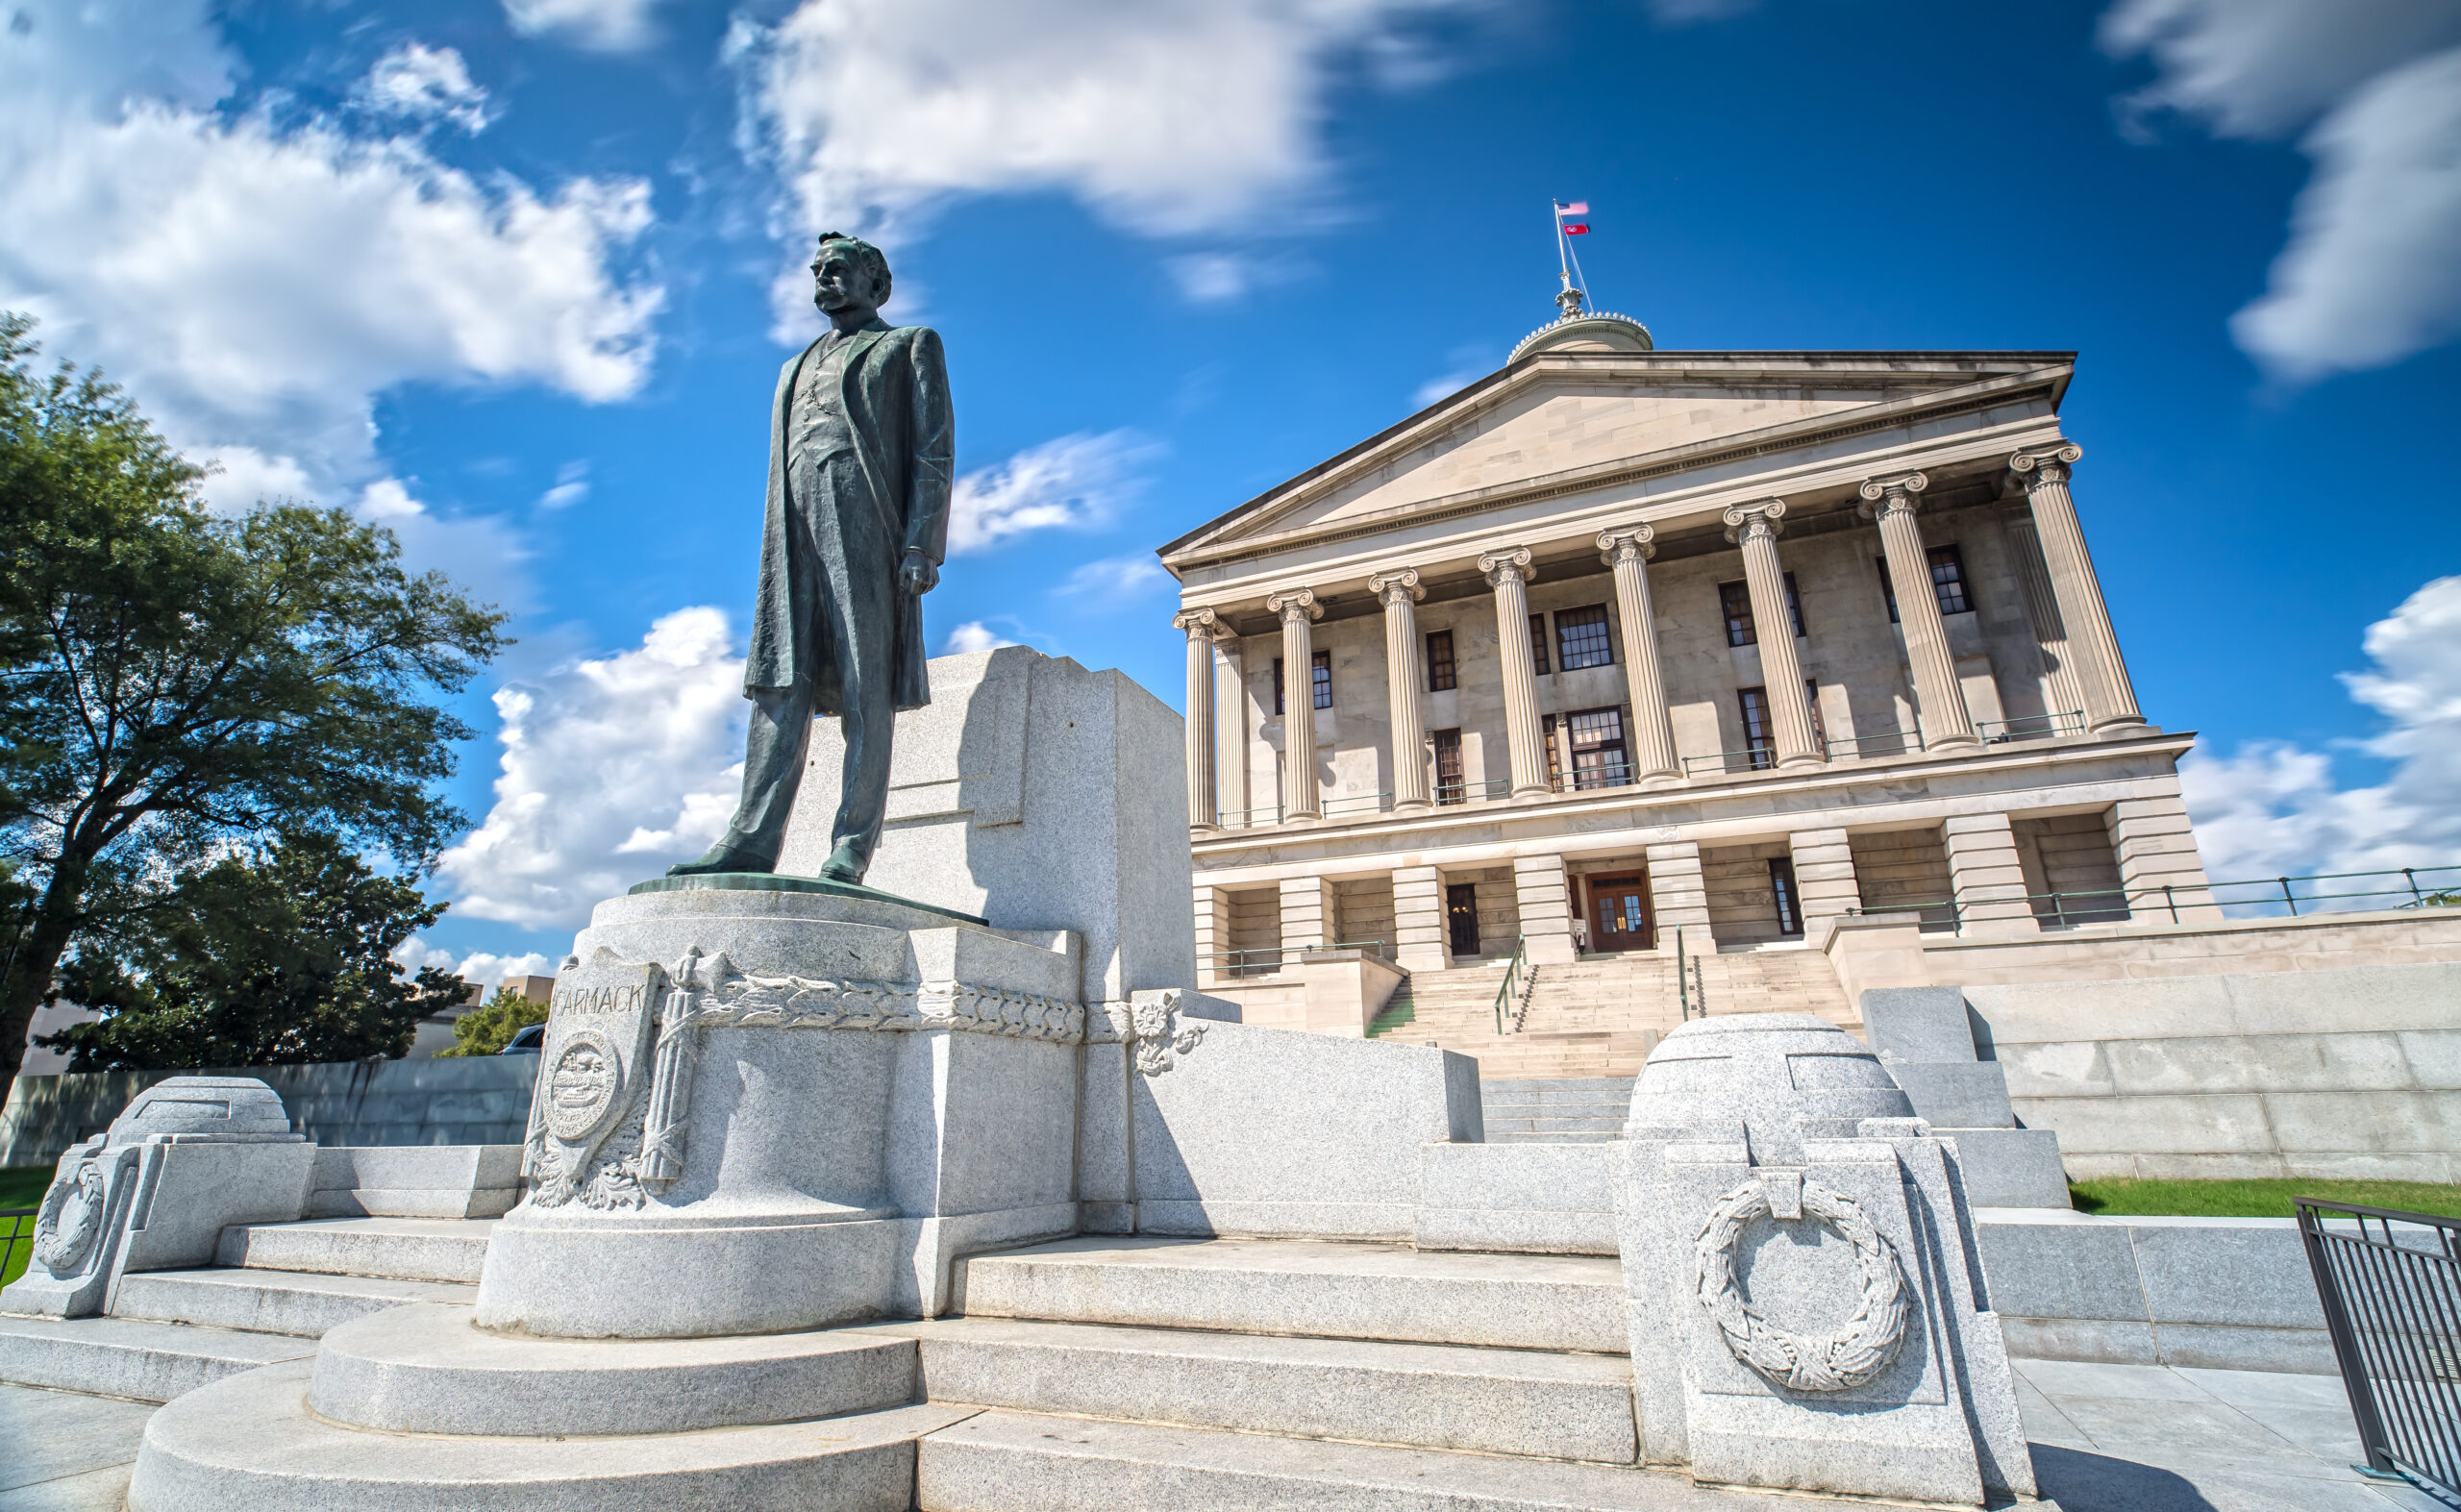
[2299,1198,2461,1499]
[1434,777,1513,806]
[1,1206,36,1290]
[1680,746,1778,777]
[1319,791,1394,816]
[1550,760,1636,794]
[1977,710,2086,743]
[1676,926,1690,1020]
[1842,863,2461,934]
[1197,939,1394,979]
[1491,934,1528,1035]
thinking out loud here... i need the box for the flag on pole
[1554,200,1588,215]
[1561,222,1590,235]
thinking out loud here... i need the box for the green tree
[42,833,471,1070]
[437,984,551,1057]
[0,315,506,1102]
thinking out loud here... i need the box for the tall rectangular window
[1529,613,1552,675]
[1879,547,1975,621]
[1738,685,1776,770]
[1426,630,1456,691]
[1271,650,1332,714]
[1555,604,1614,670]
[1804,678,1826,749]
[1564,706,1628,789]
[1769,856,1803,936]
[1432,728,1465,806]
[1718,574,1804,646]
[1542,713,1562,787]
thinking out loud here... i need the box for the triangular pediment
[1161,351,2072,568]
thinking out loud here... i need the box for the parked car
[502,1024,546,1054]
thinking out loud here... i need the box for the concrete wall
[0,1056,538,1168]
[1963,960,2461,1182]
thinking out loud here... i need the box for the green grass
[1364,996,1418,1038]
[2069,1177,2461,1220]
[3,1165,51,1289]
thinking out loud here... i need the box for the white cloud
[947,430,1158,556]
[505,0,666,52]
[0,0,662,504]
[731,0,1477,321]
[1058,553,1170,603]
[2182,576,2461,896]
[359,43,491,134]
[2100,0,2461,379]
[943,621,1022,654]
[357,477,534,613]
[392,938,556,987]
[437,607,748,929]
[538,459,590,510]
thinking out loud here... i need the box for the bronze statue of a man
[671,233,953,884]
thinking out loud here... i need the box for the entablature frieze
[1173,422,2076,634]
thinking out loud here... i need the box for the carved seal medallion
[1693,1174,1910,1393]
[544,1030,625,1143]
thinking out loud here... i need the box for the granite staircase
[1374,946,1856,1080]
[0,1216,489,1402]
[1480,1077,1634,1143]
[899,1234,1783,1511]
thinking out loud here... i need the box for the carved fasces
[523,949,666,1211]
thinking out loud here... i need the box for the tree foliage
[0,314,507,1099]
[437,984,551,1058]
[41,833,469,1071]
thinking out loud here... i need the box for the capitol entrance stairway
[1369,945,1856,1081]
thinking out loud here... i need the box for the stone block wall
[1,1056,540,1167]
[1963,959,2461,1181]
[1701,839,1792,945]
[1331,876,1398,953]
[1851,827,1954,922]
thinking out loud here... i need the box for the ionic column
[1266,587,1324,820]
[2009,445,2144,732]
[1596,526,1678,781]
[1478,546,1551,798]
[1720,500,1824,768]
[1858,472,1978,751]
[1172,607,1230,828]
[1369,567,1430,810]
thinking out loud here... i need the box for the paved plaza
[0,1359,2441,1512]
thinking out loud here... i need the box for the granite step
[130,1357,977,1510]
[0,1313,314,1403]
[955,1236,1624,1353]
[1487,1129,1621,1144]
[915,1408,1855,1512]
[112,1267,477,1337]
[876,1315,1636,1463]
[214,1217,494,1283]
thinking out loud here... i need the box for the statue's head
[811,233,890,315]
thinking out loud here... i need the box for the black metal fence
[1,1206,36,1289]
[2299,1198,2461,1500]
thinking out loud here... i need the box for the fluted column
[1368,567,1430,810]
[1266,586,1324,820]
[2010,444,2144,732]
[1478,546,1550,798]
[1171,607,1230,828]
[1721,500,1823,768]
[1596,525,1678,782]
[1859,472,1978,751]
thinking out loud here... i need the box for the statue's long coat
[746,320,954,711]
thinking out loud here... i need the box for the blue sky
[5,0,2458,980]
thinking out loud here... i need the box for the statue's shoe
[667,843,775,877]
[818,843,867,884]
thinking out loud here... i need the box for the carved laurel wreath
[33,1160,106,1274]
[1693,1177,1911,1393]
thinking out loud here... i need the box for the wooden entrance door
[1590,875,1653,952]
[1446,882,1481,958]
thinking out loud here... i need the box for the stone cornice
[1158,357,2074,574]
[1188,727,2199,866]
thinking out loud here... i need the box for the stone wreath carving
[32,1156,107,1274]
[1693,1175,1911,1393]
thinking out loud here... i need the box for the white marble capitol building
[1160,297,2218,1063]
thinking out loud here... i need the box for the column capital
[1596,523,1657,566]
[1367,566,1426,606]
[1171,606,1233,641]
[1477,545,1532,586]
[1264,586,1323,624]
[1855,470,1929,519]
[2008,442,2083,486]
[1721,498,1786,544]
